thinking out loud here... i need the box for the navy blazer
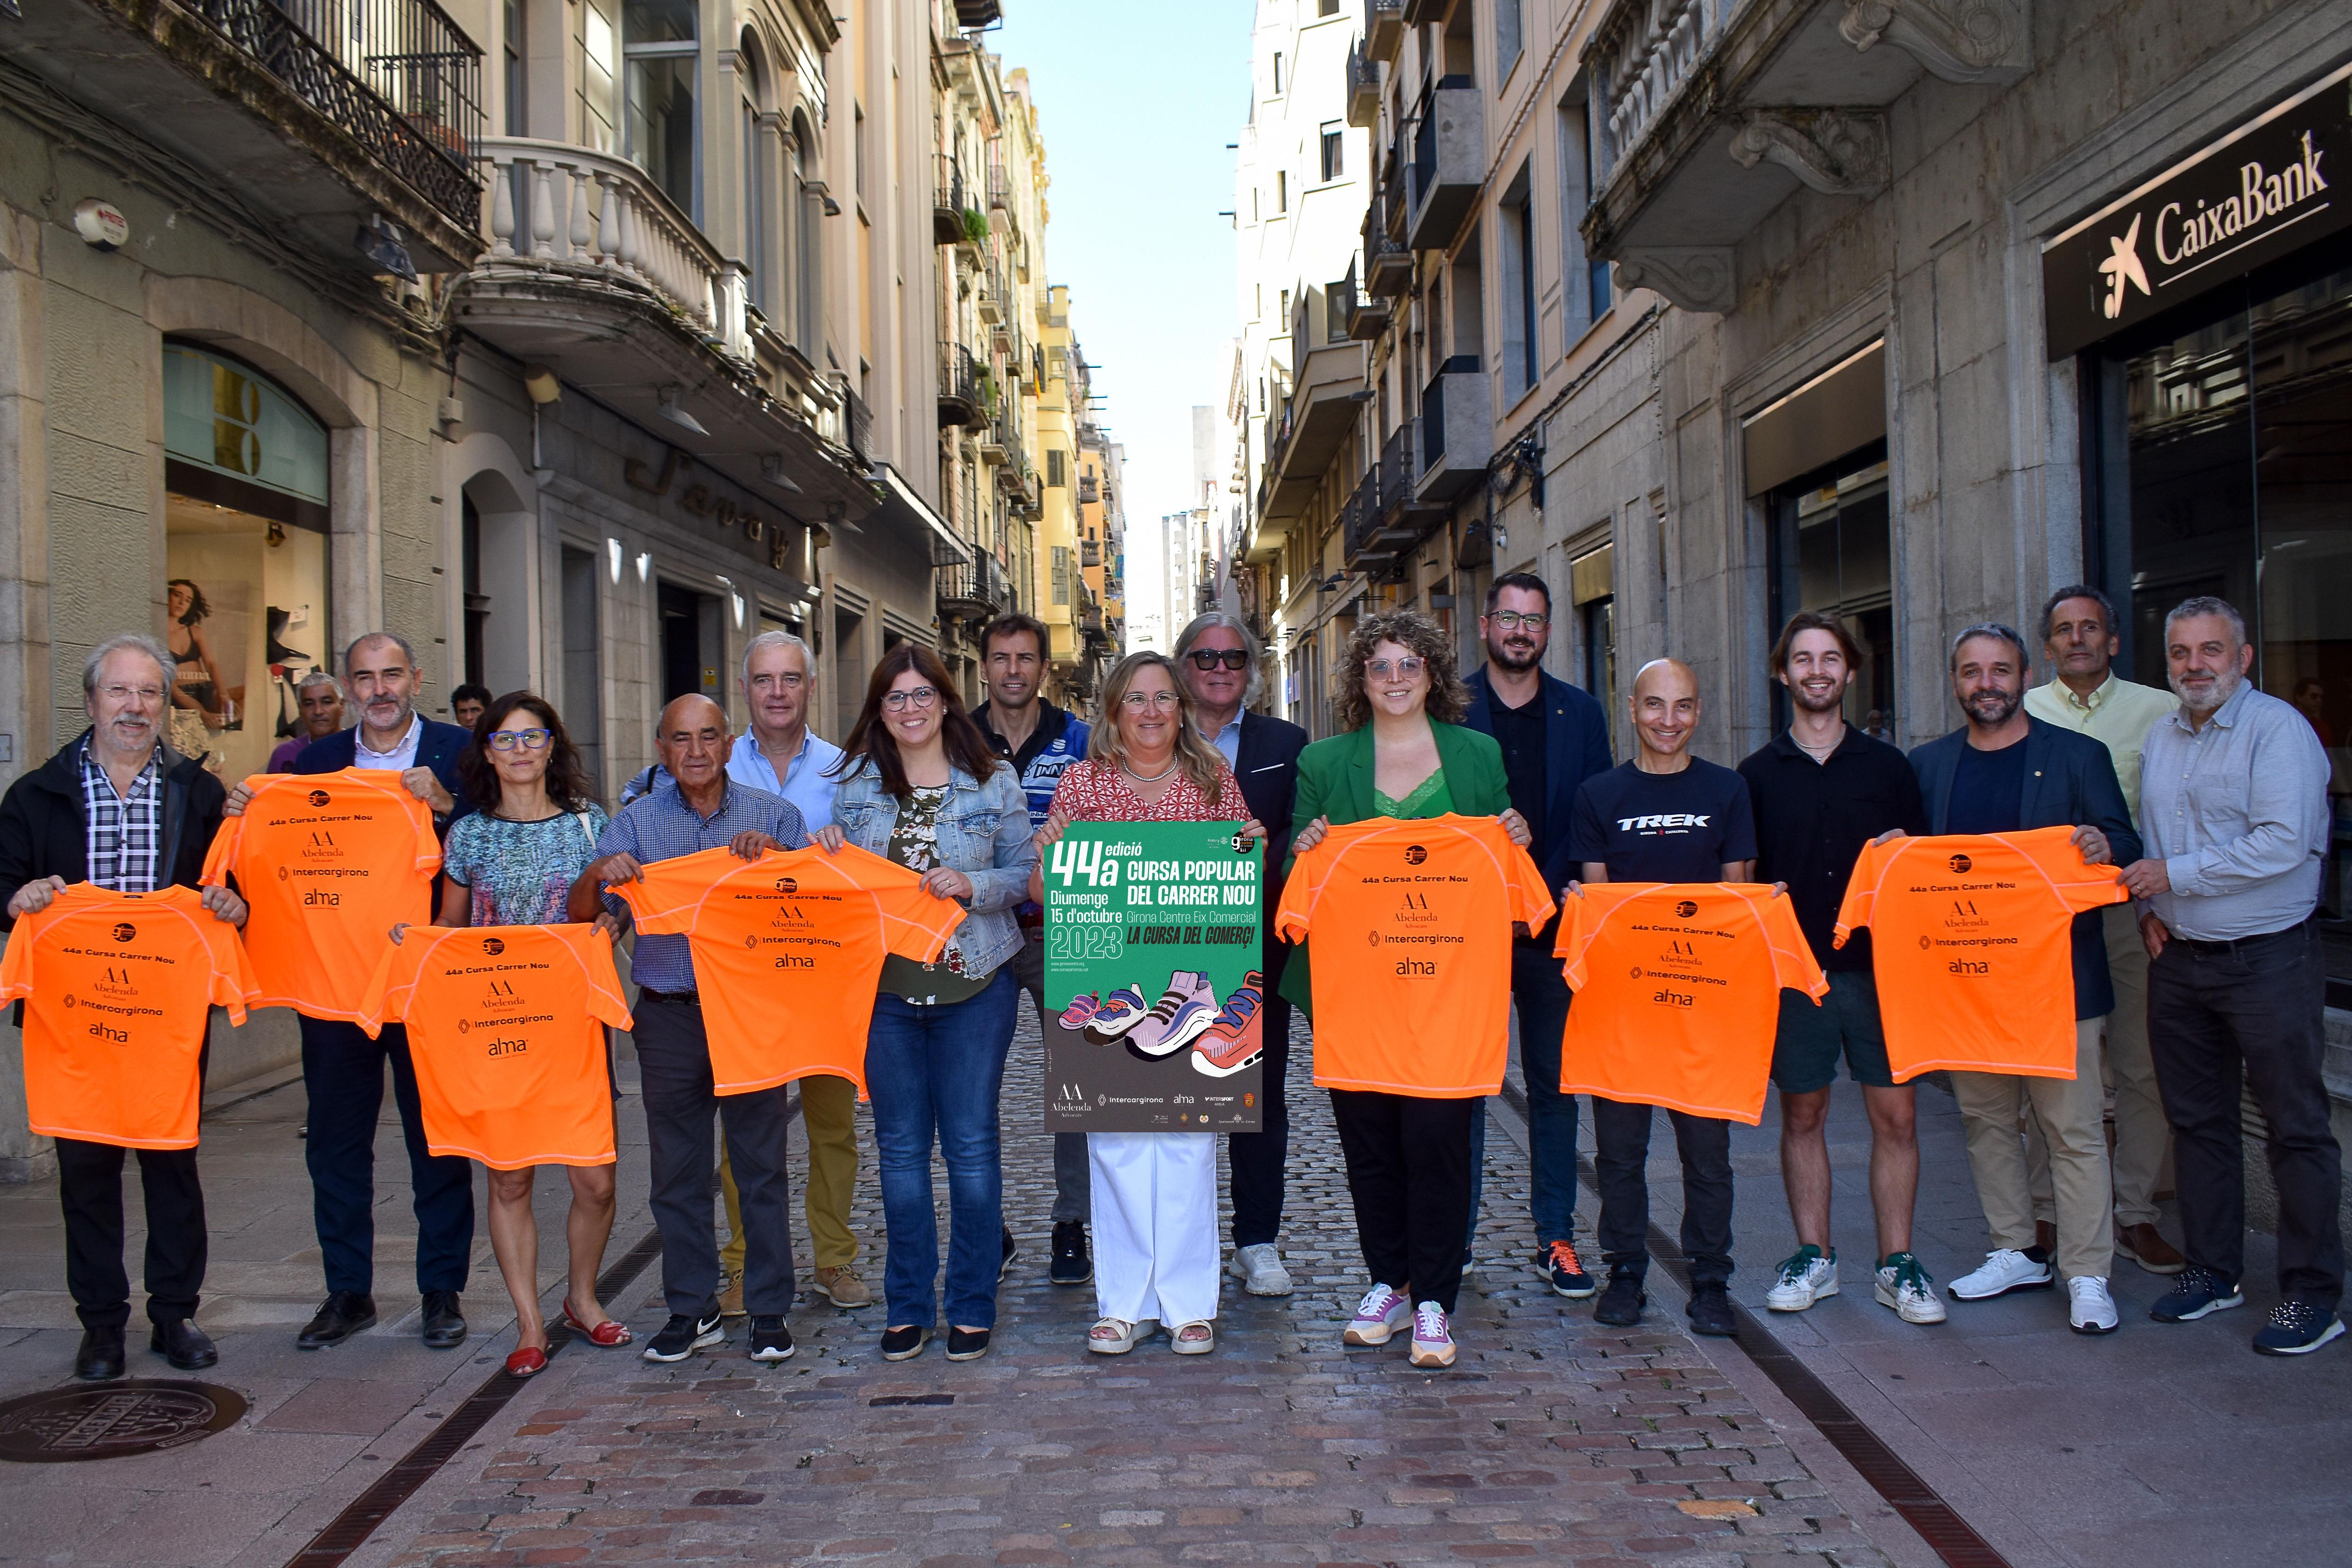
[292,717,477,828]
[1462,665,1614,901]
[1908,716,2140,1019]
[1228,708,1309,980]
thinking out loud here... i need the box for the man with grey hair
[2124,596,2345,1354]
[1173,608,1307,1295]
[0,632,247,1380]
[270,671,347,772]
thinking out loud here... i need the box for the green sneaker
[1875,1252,1947,1324]
[1764,1245,1837,1311]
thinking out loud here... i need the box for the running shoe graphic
[1057,991,1104,1030]
[1191,971,1264,1077]
[1079,985,1150,1044]
[1122,971,1221,1058]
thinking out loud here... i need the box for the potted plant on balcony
[961,208,990,245]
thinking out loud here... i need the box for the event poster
[1042,821,1263,1133]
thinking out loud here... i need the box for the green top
[877,784,992,1005]
[1373,768,1454,819]
[1278,720,1512,1017]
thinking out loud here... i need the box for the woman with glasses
[1028,653,1265,1355]
[1283,611,1529,1368]
[416,692,627,1376]
[815,646,1035,1363]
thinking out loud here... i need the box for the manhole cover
[0,1379,246,1462]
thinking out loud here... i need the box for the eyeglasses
[1119,689,1182,711]
[1186,648,1250,671]
[1365,658,1426,680]
[487,728,553,752]
[1490,611,1549,632]
[882,686,940,712]
[96,685,166,705]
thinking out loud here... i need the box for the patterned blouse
[442,805,610,928]
[878,784,988,1005]
[1046,758,1251,825]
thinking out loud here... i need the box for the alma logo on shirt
[111,922,136,942]
[307,790,332,808]
[1618,813,1712,832]
[1949,853,1973,874]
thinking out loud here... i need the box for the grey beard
[2171,667,2242,715]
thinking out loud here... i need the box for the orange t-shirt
[359,924,631,1169]
[1274,814,1555,1097]
[0,884,259,1149]
[1553,883,1827,1124]
[615,843,964,1097]
[200,770,442,1022]
[1834,827,2128,1080]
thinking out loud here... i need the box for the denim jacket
[832,758,1039,979]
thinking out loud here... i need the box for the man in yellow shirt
[2022,586,2185,1274]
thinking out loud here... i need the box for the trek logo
[481,937,505,956]
[111,922,136,943]
[307,790,331,808]
[1948,854,1973,874]
[1618,813,1710,831]
[1673,899,1698,918]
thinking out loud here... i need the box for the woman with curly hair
[1282,609,1529,1368]
[404,691,628,1375]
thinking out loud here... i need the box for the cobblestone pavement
[355,1004,1898,1568]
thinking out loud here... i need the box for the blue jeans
[866,968,1019,1329]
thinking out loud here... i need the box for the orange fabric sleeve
[1755,890,1830,1001]
[1831,837,1895,949]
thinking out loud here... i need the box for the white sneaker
[1343,1283,1410,1346]
[1949,1248,2055,1301]
[1874,1253,1947,1324]
[1764,1247,1839,1312]
[1228,1242,1294,1296]
[1408,1301,1456,1368]
[2067,1275,2120,1335]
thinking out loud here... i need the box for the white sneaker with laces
[2067,1275,2120,1335]
[1228,1242,1294,1296]
[1408,1301,1456,1368]
[1874,1254,1947,1325]
[1949,1248,2055,1301]
[1343,1283,1410,1346]
[1764,1248,1838,1312]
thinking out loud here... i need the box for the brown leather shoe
[813,1265,873,1308]
[717,1272,747,1319]
[2117,1221,2188,1275]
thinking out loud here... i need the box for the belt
[2175,917,2313,956]
[640,987,701,1003]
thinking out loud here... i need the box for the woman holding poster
[1031,652,1264,1355]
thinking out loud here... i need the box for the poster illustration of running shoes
[1041,821,1263,1133]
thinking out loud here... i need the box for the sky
[981,0,1255,621]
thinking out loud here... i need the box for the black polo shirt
[1735,725,1927,972]
[1488,689,1549,857]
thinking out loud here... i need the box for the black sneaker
[641,1308,725,1362]
[1050,1222,1093,1286]
[1593,1269,1646,1327]
[1000,1226,1019,1282]
[747,1315,795,1363]
[2251,1301,2346,1356]
[879,1324,930,1361]
[1686,1284,1739,1337]
[2149,1266,2244,1323]
[1541,1239,1596,1300]
[946,1326,992,1361]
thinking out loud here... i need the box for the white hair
[741,628,815,689]
[1171,609,1265,707]
[84,634,175,700]
[294,671,345,700]
[2163,595,2248,647]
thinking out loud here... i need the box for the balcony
[1346,40,1381,130]
[1579,0,2027,313]
[1400,0,1447,22]
[987,157,1012,211]
[1406,77,1483,252]
[1081,538,1102,568]
[1262,341,1368,524]
[1364,0,1405,65]
[10,0,486,272]
[1417,354,1491,502]
[1362,202,1412,299]
[934,155,968,244]
[843,385,872,469]
[1338,260,1392,340]
[953,0,1002,29]
[940,344,982,427]
[936,554,1008,620]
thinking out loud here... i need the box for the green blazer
[1276,721,1513,1017]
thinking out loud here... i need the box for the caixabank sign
[2043,58,2352,360]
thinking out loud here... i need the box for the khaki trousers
[2025,906,2174,1226]
[1951,1019,2115,1280]
[721,1074,861,1275]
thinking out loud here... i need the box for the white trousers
[1089,1131,1220,1326]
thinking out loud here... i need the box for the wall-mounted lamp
[635,550,652,583]
[655,386,710,437]
[606,538,623,584]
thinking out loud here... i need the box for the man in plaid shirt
[0,634,245,1382]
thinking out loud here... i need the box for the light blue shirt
[2138,679,2330,941]
[726,729,843,831]
[1203,714,1242,769]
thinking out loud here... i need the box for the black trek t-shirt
[1568,759,1758,884]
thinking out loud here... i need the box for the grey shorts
[1771,969,1896,1093]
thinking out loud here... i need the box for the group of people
[4,574,2341,1387]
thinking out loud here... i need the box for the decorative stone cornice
[1839,0,2028,85]
[1615,247,1737,314]
[1729,109,1890,196]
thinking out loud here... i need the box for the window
[790,115,822,351]
[1272,51,1284,95]
[1319,0,1339,14]
[1557,85,1611,338]
[1320,122,1344,182]
[624,0,698,217]
[1047,449,1067,488]
[1496,0,1522,72]
[577,0,616,151]
[741,76,769,311]
[854,104,867,205]
[1276,170,1288,213]
[1499,164,1537,399]
[1765,446,1893,734]
[503,0,526,136]
[1052,545,1071,604]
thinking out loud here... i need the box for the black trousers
[58,1138,205,1332]
[1591,1096,1735,1288]
[1227,944,1294,1248]
[301,1015,476,1296]
[1328,1088,1476,1313]
[2148,920,2345,1307]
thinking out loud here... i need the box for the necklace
[1122,758,1181,786]
[1794,725,1844,762]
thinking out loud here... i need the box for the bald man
[1566,657,1757,1338]
[571,694,808,1365]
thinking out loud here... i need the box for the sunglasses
[1186,649,1250,671]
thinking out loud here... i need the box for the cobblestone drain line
[344,1009,1906,1568]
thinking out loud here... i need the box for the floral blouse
[1046,758,1252,825]
[877,785,987,1005]
[442,805,609,927]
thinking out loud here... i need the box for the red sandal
[562,1299,632,1346]
[505,1345,548,1378]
